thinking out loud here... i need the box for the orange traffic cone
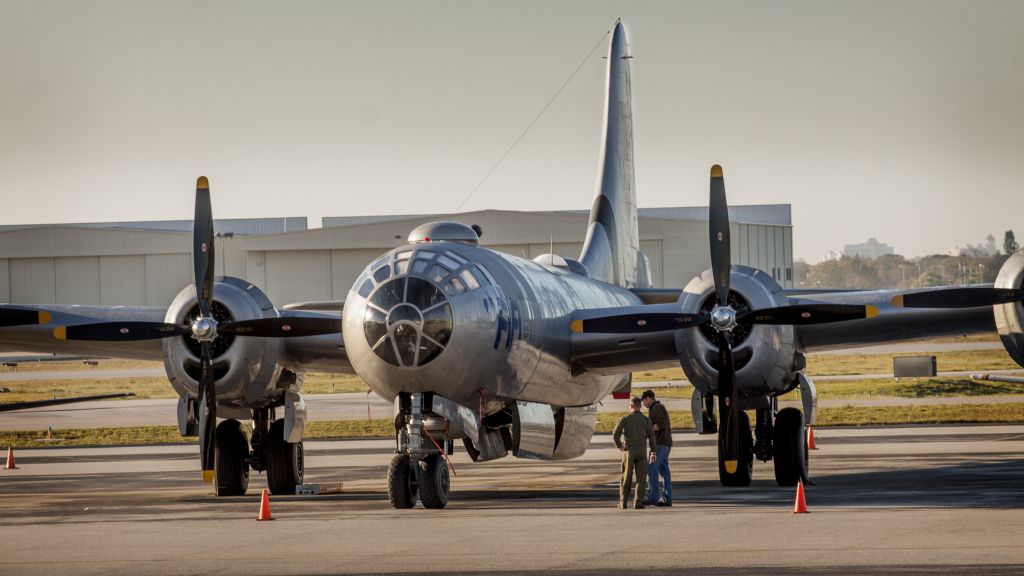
[257,489,273,521]
[793,480,809,514]
[4,447,16,470]
[807,426,818,450]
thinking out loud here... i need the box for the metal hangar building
[0,206,792,308]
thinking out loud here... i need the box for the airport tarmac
[1,424,1022,575]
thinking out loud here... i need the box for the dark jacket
[648,400,672,447]
[613,411,656,454]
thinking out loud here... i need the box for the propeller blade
[194,177,215,319]
[718,333,739,475]
[220,316,341,337]
[737,304,879,325]
[0,309,52,327]
[197,342,216,483]
[892,287,1024,309]
[52,322,189,341]
[709,164,731,305]
[570,313,707,334]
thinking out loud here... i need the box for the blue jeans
[647,445,672,503]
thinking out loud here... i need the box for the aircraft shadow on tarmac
[432,459,1024,511]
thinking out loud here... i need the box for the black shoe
[633,502,645,509]
[642,500,657,506]
[655,500,672,507]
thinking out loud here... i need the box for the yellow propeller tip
[711,164,723,178]
[724,460,738,474]
[197,176,209,189]
[38,311,52,324]
[53,326,67,340]
[202,470,215,483]
[866,305,880,318]
[570,319,584,333]
[890,295,904,308]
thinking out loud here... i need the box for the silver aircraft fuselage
[341,239,639,410]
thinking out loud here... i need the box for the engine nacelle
[163,277,288,410]
[994,252,1024,368]
[675,265,802,400]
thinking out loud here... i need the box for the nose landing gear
[388,393,451,509]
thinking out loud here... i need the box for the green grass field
[3,403,1020,448]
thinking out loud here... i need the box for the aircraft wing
[570,286,1002,374]
[0,303,353,373]
[569,304,687,375]
[791,287,996,352]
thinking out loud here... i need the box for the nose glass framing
[363,276,453,368]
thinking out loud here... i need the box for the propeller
[707,165,741,473]
[53,316,340,341]
[891,287,1024,309]
[0,309,52,328]
[49,177,341,483]
[572,303,877,335]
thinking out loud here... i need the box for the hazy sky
[2,1,1022,262]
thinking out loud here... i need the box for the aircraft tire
[266,419,304,495]
[215,419,250,496]
[387,454,417,509]
[718,410,753,486]
[418,453,450,509]
[773,407,807,486]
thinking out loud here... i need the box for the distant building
[947,234,998,257]
[823,250,844,262]
[843,238,894,260]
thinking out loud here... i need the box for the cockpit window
[356,247,492,368]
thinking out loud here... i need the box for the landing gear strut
[389,393,450,509]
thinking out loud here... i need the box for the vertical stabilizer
[579,21,647,289]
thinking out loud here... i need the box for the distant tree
[1004,230,1019,255]
[793,259,810,286]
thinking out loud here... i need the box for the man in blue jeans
[642,389,672,506]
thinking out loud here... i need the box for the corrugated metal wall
[0,259,8,302]
[56,257,100,304]
[99,256,146,305]
[10,258,56,304]
[265,250,332,305]
[146,254,191,306]
[0,211,793,307]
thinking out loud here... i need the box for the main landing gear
[388,393,452,509]
[211,407,304,497]
[699,384,811,488]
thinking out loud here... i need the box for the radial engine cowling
[163,277,286,409]
[675,265,802,400]
[994,251,1024,368]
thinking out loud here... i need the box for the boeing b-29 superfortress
[2,22,1023,508]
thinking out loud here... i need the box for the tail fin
[579,21,647,289]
